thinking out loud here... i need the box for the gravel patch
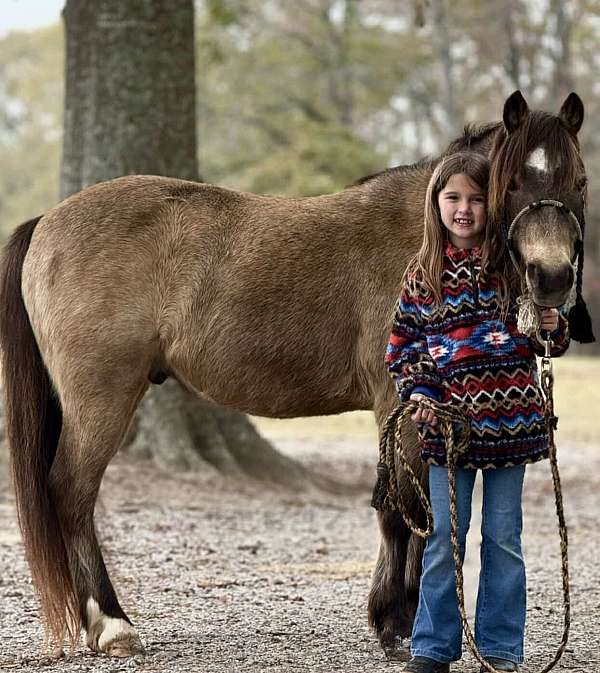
[0,435,598,672]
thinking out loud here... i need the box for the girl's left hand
[540,308,559,332]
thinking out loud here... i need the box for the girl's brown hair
[406,151,516,311]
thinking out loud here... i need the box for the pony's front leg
[368,405,427,658]
[368,509,416,655]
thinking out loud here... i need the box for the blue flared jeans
[411,463,526,664]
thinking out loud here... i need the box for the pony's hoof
[382,635,411,662]
[86,598,144,657]
[104,634,145,658]
[87,626,145,657]
[87,622,145,657]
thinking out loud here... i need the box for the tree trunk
[430,0,460,136]
[547,0,575,108]
[61,0,198,195]
[336,0,357,128]
[126,379,309,488]
[59,0,307,485]
[502,0,522,90]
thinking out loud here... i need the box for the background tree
[0,25,62,229]
[57,0,309,484]
[61,0,197,197]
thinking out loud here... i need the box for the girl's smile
[438,173,486,249]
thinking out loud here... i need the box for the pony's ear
[559,92,584,135]
[503,90,529,133]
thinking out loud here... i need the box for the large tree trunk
[547,0,575,109]
[59,0,308,485]
[126,379,309,487]
[502,0,522,90]
[61,0,198,196]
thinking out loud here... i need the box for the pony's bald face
[506,165,584,307]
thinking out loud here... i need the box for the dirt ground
[0,417,599,673]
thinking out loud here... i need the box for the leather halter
[505,199,583,271]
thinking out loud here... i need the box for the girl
[384,152,569,673]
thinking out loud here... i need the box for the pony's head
[488,91,587,313]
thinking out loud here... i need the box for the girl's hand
[409,393,438,426]
[540,308,559,332]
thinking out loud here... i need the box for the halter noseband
[505,197,594,343]
[505,199,583,271]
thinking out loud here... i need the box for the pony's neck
[340,161,435,285]
[349,160,434,227]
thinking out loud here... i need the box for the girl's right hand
[409,393,439,426]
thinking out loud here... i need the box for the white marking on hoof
[86,597,144,656]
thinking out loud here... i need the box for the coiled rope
[372,344,569,673]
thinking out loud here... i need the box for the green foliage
[205,0,246,26]
[0,25,63,238]
[196,0,409,193]
[233,121,383,196]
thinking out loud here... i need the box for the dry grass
[250,409,378,441]
[550,355,600,445]
[251,355,600,446]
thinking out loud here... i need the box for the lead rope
[372,337,570,673]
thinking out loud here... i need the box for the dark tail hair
[0,216,80,648]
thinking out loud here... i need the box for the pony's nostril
[538,265,573,293]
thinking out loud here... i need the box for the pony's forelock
[488,110,584,223]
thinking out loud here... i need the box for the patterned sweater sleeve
[385,284,442,401]
[529,309,570,357]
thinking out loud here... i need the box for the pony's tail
[0,216,80,649]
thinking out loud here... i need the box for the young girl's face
[437,173,486,249]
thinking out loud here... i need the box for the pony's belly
[167,333,369,418]
[208,382,364,418]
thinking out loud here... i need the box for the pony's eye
[576,176,588,190]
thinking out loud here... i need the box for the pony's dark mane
[444,122,501,154]
[351,122,501,188]
[488,109,585,221]
[351,156,434,187]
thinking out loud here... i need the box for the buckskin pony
[0,91,591,657]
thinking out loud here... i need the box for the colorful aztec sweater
[385,242,570,469]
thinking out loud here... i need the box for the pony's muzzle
[526,262,574,307]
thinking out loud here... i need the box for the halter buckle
[544,336,553,359]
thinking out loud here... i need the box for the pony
[0,91,589,657]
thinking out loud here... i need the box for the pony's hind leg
[49,375,149,656]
